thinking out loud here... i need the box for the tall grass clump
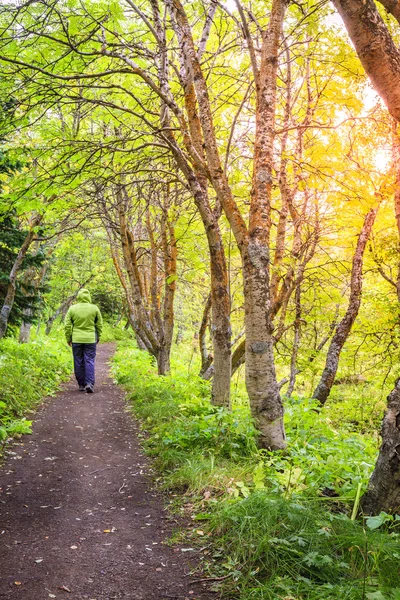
[211,493,400,599]
[113,341,399,599]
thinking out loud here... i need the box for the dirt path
[0,344,214,600]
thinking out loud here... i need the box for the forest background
[1,0,400,598]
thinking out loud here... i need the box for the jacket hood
[76,289,92,303]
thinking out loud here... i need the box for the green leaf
[365,512,393,530]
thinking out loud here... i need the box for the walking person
[64,288,103,393]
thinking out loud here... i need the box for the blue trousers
[72,343,97,387]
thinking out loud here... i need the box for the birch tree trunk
[184,171,232,406]
[165,9,232,406]
[157,205,178,376]
[170,0,286,436]
[243,0,288,449]
[312,205,379,405]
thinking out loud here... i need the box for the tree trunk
[159,202,178,376]
[232,339,245,376]
[199,294,213,377]
[156,344,171,375]
[169,1,235,407]
[361,381,400,514]
[243,252,285,449]
[19,309,33,343]
[0,214,42,340]
[46,300,72,335]
[242,0,288,450]
[313,205,379,405]
[331,0,400,123]
[135,332,147,350]
[162,149,232,405]
[287,283,302,397]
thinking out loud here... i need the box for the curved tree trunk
[312,205,379,405]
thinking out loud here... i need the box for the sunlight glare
[374,147,391,173]
[225,0,237,11]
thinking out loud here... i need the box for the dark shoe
[85,384,94,394]
[78,386,86,392]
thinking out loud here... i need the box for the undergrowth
[0,335,71,447]
[100,321,134,342]
[113,341,400,600]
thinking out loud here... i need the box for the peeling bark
[243,0,289,450]
[164,7,232,406]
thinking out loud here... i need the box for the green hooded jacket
[64,289,103,344]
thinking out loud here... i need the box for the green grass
[100,321,134,342]
[0,334,72,446]
[112,341,400,600]
[210,493,400,599]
